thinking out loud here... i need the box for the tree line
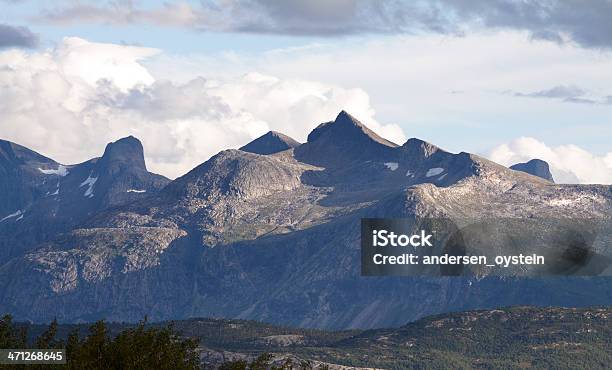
[0,314,199,369]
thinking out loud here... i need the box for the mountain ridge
[0,112,609,328]
[0,136,170,264]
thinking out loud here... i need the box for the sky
[0,0,611,183]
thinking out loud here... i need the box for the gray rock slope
[0,136,169,263]
[510,158,555,182]
[240,131,300,155]
[0,111,610,328]
[0,140,59,217]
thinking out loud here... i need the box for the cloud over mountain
[490,137,612,184]
[0,37,404,178]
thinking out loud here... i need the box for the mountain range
[0,111,610,328]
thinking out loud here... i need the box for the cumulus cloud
[489,137,612,184]
[34,0,612,49]
[0,23,38,48]
[0,37,404,178]
[56,37,158,90]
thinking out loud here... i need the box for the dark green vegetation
[191,306,612,369]
[0,315,199,369]
[3,306,610,369]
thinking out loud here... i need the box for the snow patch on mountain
[46,181,61,197]
[384,162,399,171]
[80,173,98,198]
[426,168,444,177]
[1,210,22,222]
[127,189,147,193]
[39,165,69,177]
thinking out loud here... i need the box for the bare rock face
[26,227,187,293]
[0,140,59,217]
[99,136,147,172]
[0,136,169,264]
[0,112,610,328]
[510,158,555,182]
[240,131,300,155]
[84,136,169,208]
[295,111,398,167]
[167,149,303,201]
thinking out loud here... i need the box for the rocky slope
[0,136,169,263]
[0,139,60,217]
[0,111,610,329]
[199,306,612,369]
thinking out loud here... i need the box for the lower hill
[15,306,612,369]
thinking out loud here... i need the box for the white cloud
[489,137,612,184]
[3,34,608,184]
[32,1,612,49]
[0,37,404,179]
[56,37,158,91]
[207,72,404,143]
[144,31,612,158]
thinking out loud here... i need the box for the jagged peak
[99,136,146,171]
[306,111,399,148]
[105,135,142,149]
[240,131,301,155]
[510,158,554,182]
[268,130,293,139]
[295,111,400,167]
[401,138,444,158]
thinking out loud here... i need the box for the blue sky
[3,1,308,52]
[0,0,611,183]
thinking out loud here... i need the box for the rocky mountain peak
[163,149,304,208]
[401,138,443,158]
[307,111,398,148]
[240,131,301,155]
[510,159,554,182]
[296,111,399,166]
[99,136,147,173]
